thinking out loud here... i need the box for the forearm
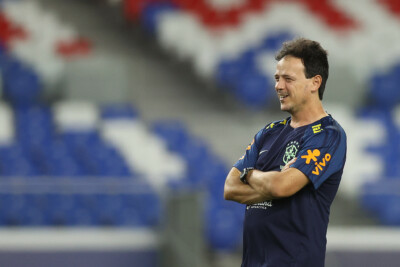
[247,167,310,199]
[224,168,269,204]
[247,169,281,199]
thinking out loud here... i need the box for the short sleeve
[291,126,347,189]
[233,128,264,171]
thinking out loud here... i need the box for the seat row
[0,0,92,91]
[121,0,400,109]
[0,192,160,227]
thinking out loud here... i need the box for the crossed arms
[224,161,310,205]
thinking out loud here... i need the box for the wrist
[240,167,254,184]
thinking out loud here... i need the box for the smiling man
[224,38,347,267]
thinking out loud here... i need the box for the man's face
[274,56,314,113]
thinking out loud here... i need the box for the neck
[289,102,328,128]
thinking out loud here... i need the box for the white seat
[325,105,386,197]
[205,0,247,10]
[157,11,185,53]
[101,119,186,190]
[0,102,15,145]
[53,101,99,132]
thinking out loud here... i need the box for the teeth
[279,94,288,99]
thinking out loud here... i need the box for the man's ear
[311,75,322,93]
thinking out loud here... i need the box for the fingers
[282,157,297,171]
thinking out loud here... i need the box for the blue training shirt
[233,115,347,267]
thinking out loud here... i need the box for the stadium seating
[0,1,238,250]
[121,0,400,233]
[0,0,92,92]
[152,119,244,250]
[368,63,400,108]
[125,0,400,112]
[126,0,363,108]
[0,0,163,230]
[4,0,400,253]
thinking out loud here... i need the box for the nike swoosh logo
[259,150,268,156]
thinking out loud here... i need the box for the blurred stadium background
[0,0,400,266]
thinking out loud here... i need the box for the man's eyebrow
[275,74,294,79]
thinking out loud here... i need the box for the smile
[279,93,289,100]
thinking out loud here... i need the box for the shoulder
[303,115,347,145]
[255,117,289,138]
[265,117,290,131]
[305,115,345,135]
[253,117,289,145]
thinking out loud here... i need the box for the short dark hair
[275,38,329,100]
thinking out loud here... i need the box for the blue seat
[0,194,28,226]
[379,195,400,225]
[47,194,78,226]
[95,156,133,177]
[259,31,294,52]
[216,59,253,89]
[0,144,38,176]
[357,112,400,177]
[96,194,124,226]
[0,157,38,177]
[59,194,98,226]
[17,127,54,151]
[70,207,98,226]
[0,43,5,54]
[0,144,28,160]
[109,194,146,226]
[361,182,387,215]
[61,131,102,148]
[152,120,189,152]
[70,140,133,177]
[239,49,258,66]
[234,70,272,108]
[204,159,229,194]
[141,3,177,33]
[360,179,400,226]
[3,65,43,107]
[118,206,147,226]
[391,63,400,79]
[369,74,400,107]
[205,203,244,251]
[0,54,24,76]
[23,204,50,226]
[187,155,227,187]
[135,191,161,226]
[46,157,85,177]
[119,192,161,226]
[176,137,210,168]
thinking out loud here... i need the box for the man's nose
[275,79,284,91]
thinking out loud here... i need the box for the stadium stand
[0,0,163,229]
[3,0,400,260]
[0,0,244,253]
[122,0,400,231]
[124,0,400,110]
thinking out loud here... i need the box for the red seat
[379,0,400,17]
[302,0,357,30]
[0,12,28,48]
[56,37,92,57]
[173,0,268,28]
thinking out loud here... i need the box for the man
[224,38,347,266]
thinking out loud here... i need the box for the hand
[282,157,297,172]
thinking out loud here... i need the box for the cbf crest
[283,140,300,164]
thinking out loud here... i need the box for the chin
[280,105,294,114]
[280,104,289,112]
